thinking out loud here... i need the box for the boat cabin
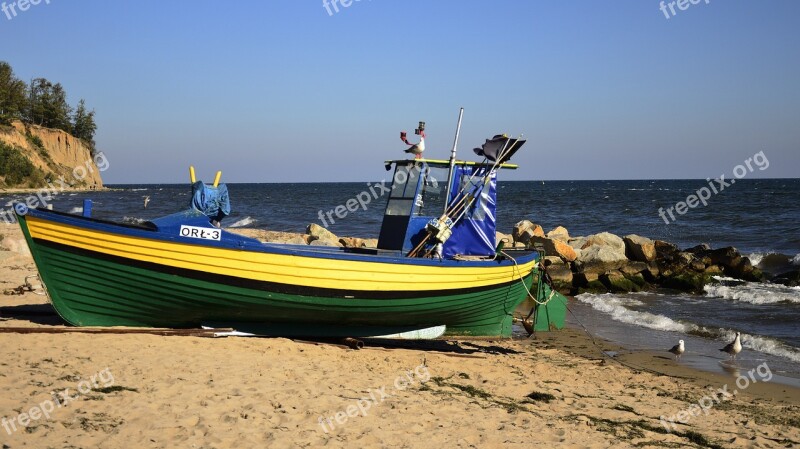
[377,158,517,258]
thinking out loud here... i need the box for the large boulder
[620,261,649,275]
[643,262,660,281]
[512,220,544,246]
[654,240,680,261]
[545,263,573,284]
[530,236,578,262]
[339,237,366,248]
[496,232,523,248]
[574,271,599,285]
[307,223,338,242]
[568,236,587,250]
[600,272,641,293]
[730,257,764,282]
[755,253,794,276]
[546,226,570,242]
[575,244,629,274]
[543,257,574,294]
[310,238,341,247]
[623,234,656,262]
[582,232,626,253]
[705,247,741,268]
[695,246,763,281]
[284,235,309,245]
[685,243,711,254]
[772,269,800,287]
[662,272,711,293]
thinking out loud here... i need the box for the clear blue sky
[2,0,798,183]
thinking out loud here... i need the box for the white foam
[68,207,83,214]
[122,216,145,224]
[704,281,800,305]
[711,275,741,282]
[747,252,766,266]
[228,216,256,228]
[128,188,148,192]
[576,294,690,333]
[718,329,800,364]
[577,293,800,363]
[793,254,800,266]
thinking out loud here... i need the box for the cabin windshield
[384,164,420,216]
[413,166,448,217]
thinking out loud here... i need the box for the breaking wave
[749,252,795,274]
[576,294,689,333]
[228,216,256,228]
[576,293,800,363]
[704,280,800,305]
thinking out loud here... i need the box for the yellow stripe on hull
[26,217,536,292]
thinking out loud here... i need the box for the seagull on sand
[143,195,150,209]
[668,339,685,360]
[720,332,743,360]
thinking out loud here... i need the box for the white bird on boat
[720,332,742,360]
[668,339,685,360]
[403,131,425,159]
[401,128,425,159]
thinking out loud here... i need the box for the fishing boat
[14,112,567,338]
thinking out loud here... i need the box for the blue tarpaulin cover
[442,166,497,258]
[190,181,231,222]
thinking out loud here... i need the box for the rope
[500,250,555,306]
[500,250,691,380]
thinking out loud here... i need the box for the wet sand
[1,223,799,448]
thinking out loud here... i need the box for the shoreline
[544,325,800,398]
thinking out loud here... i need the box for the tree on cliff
[72,99,97,152]
[0,62,28,124]
[0,61,98,146]
[28,78,73,132]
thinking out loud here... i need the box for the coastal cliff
[0,120,104,189]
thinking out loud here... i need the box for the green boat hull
[19,212,567,338]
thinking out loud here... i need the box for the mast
[443,107,464,214]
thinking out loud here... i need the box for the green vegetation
[524,391,556,403]
[0,61,97,151]
[0,141,45,187]
[567,414,725,449]
[94,385,139,394]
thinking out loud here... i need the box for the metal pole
[443,107,464,214]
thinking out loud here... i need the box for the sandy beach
[1,223,798,448]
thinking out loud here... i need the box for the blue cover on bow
[190,181,231,222]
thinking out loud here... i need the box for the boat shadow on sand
[0,302,525,356]
[356,339,524,356]
[0,303,63,326]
